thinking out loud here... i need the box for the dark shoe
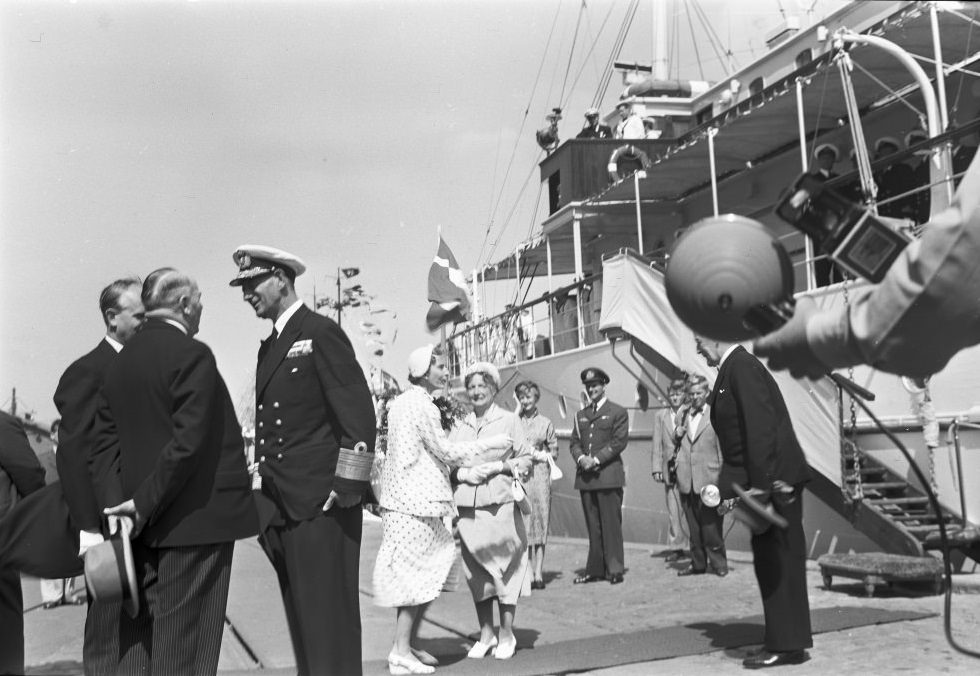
[608,573,624,584]
[573,574,602,584]
[531,580,545,590]
[714,569,729,577]
[664,550,688,563]
[677,567,706,577]
[742,649,809,669]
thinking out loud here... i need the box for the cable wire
[837,377,980,660]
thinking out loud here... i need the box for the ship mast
[652,0,669,80]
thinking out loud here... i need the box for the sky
[0,0,847,423]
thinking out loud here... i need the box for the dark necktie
[269,328,278,344]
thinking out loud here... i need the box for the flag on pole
[425,237,471,331]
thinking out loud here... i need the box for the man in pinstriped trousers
[92,269,258,675]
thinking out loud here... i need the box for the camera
[775,173,910,283]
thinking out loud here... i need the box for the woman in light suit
[374,347,510,675]
[450,362,533,661]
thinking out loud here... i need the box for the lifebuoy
[608,144,651,182]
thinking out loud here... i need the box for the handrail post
[950,420,971,525]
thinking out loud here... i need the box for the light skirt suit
[450,404,533,604]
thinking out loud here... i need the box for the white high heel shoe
[387,651,435,675]
[466,636,498,659]
[493,635,517,660]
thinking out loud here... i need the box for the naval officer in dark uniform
[696,337,812,669]
[231,245,376,676]
[569,367,630,585]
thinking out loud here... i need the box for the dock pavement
[21,510,980,675]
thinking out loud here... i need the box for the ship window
[795,48,813,70]
[749,76,765,97]
[695,105,713,126]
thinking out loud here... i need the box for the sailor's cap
[874,136,902,154]
[585,107,600,117]
[814,143,839,161]
[580,367,610,385]
[905,129,928,147]
[229,245,307,286]
[616,99,631,109]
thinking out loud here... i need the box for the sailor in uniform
[230,245,376,676]
[569,367,630,585]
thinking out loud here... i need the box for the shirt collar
[162,318,188,335]
[274,300,304,336]
[719,344,740,369]
[104,335,124,353]
[591,396,607,410]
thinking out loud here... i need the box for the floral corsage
[432,394,466,432]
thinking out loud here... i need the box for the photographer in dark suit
[0,411,46,675]
[231,245,377,676]
[696,337,812,669]
[569,367,630,585]
[93,268,258,675]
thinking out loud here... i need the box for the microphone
[700,483,790,534]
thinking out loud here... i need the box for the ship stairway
[810,446,980,567]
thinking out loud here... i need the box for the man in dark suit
[93,268,258,675]
[0,411,47,675]
[697,337,812,669]
[0,278,144,674]
[230,245,377,676]
[569,367,630,585]
[576,107,613,139]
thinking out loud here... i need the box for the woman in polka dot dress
[374,345,510,676]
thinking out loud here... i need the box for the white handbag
[546,454,563,481]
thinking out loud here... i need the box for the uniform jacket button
[277,453,283,460]
[259,439,266,445]
[276,419,282,426]
[278,438,284,445]
[259,455,266,462]
[258,422,264,428]
[258,404,264,411]
[273,402,280,408]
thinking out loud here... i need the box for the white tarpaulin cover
[599,251,842,485]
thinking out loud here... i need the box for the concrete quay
[21,511,980,675]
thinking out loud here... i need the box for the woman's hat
[408,344,435,378]
[464,361,500,389]
[83,517,139,618]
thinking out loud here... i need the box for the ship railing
[946,419,978,527]
[448,274,606,376]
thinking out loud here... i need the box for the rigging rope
[690,0,737,75]
[683,1,705,80]
[565,0,620,110]
[477,1,563,268]
[558,1,587,106]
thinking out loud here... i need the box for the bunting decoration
[425,237,471,331]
